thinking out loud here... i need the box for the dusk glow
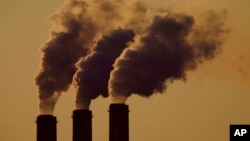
[0,0,249,141]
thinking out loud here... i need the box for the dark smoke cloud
[188,10,228,62]
[35,0,98,114]
[35,0,127,112]
[73,29,134,109]
[109,11,228,102]
[36,0,228,110]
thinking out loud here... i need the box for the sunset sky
[0,0,250,141]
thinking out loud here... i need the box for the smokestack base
[72,109,92,141]
[109,104,129,141]
[36,115,57,141]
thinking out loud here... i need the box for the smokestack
[36,115,57,141]
[72,109,92,141]
[109,104,129,141]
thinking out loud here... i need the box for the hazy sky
[0,0,250,141]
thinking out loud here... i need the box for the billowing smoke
[35,0,127,114]
[36,0,228,112]
[35,0,98,115]
[73,29,135,109]
[108,11,228,103]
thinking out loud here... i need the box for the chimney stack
[36,115,57,141]
[109,104,129,141]
[72,109,92,141]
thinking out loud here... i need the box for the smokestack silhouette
[72,110,92,141]
[36,115,57,141]
[109,104,129,141]
[35,1,228,140]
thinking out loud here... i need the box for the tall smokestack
[36,115,57,141]
[109,104,129,141]
[72,109,92,141]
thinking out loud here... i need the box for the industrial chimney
[109,104,129,141]
[36,115,57,141]
[72,109,92,141]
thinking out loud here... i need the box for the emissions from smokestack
[36,0,228,111]
[35,0,133,113]
[35,0,99,114]
[73,29,134,109]
[109,104,129,141]
[36,115,57,141]
[72,109,92,141]
[108,11,228,103]
[35,1,229,141]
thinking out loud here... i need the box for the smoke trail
[108,11,228,103]
[36,0,228,110]
[35,0,129,113]
[35,0,98,114]
[73,29,135,109]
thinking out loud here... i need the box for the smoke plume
[35,0,98,114]
[73,29,135,109]
[108,11,228,103]
[36,0,228,111]
[35,0,128,113]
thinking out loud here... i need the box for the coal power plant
[36,115,57,141]
[72,109,92,141]
[35,0,228,141]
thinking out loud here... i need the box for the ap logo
[230,125,250,141]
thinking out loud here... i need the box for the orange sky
[0,0,250,141]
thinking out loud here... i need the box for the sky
[0,0,250,141]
